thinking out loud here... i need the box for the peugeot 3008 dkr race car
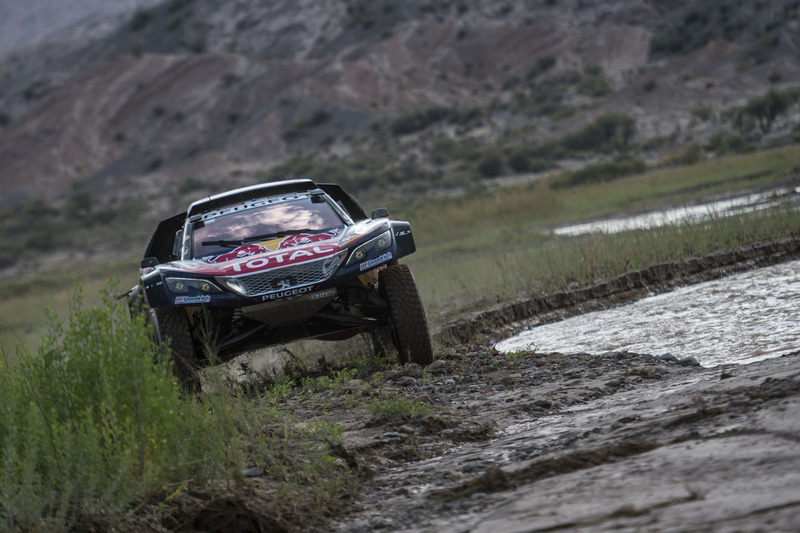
[128,179,433,386]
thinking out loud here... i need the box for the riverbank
[438,235,800,348]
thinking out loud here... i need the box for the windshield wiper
[202,229,318,248]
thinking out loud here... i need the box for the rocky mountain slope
[0,0,799,221]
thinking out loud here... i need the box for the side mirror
[371,207,389,219]
[141,257,159,268]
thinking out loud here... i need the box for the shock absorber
[231,308,243,334]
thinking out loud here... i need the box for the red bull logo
[206,243,269,264]
[277,230,339,249]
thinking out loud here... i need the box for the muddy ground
[324,239,800,532]
[154,239,800,532]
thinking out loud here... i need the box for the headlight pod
[165,277,224,294]
[345,229,393,267]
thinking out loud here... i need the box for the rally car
[128,179,433,387]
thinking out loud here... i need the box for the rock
[414,393,432,403]
[381,432,402,440]
[241,467,263,478]
[425,360,447,373]
[397,376,418,386]
[679,356,701,367]
[659,353,679,363]
[398,424,416,434]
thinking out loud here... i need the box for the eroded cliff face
[0,0,798,206]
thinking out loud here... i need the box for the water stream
[496,259,800,367]
[552,186,799,236]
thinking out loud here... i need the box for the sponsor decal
[360,252,393,271]
[206,243,270,264]
[262,286,314,301]
[175,295,212,304]
[199,194,306,221]
[171,245,342,276]
[310,289,337,300]
[395,229,411,237]
[231,245,336,273]
[276,230,339,250]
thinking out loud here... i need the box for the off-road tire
[379,264,434,365]
[154,307,201,391]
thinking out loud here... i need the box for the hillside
[1,0,800,276]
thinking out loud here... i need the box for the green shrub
[477,151,505,178]
[0,284,230,530]
[660,143,706,167]
[507,149,553,174]
[705,131,754,155]
[129,10,152,32]
[577,67,613,97]
[560,112,636,153]
[690,105,714,122]
[743,89,793,133]
[550,155,646,188]
[390,107,451,135]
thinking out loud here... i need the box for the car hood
[156,219,386,277]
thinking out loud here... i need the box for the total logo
[231,246,337,273]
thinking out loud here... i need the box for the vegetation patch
[0,284,365,532]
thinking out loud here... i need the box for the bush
[705,131,754,155]
[129,10,151,32]
[508,151,532,173]
[507,150,554,174]
[577,67,613,97]
[743,89,792,133]
[390,107,451,135]
[0,285,229,530]
[477,152,504,178]
[660,143,706,167]
[690,105,714,122]
[560,112,636,153]
[550,155,646,188]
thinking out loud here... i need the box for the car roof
[187,179,318,217]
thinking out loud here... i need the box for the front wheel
[379,264,434,365]
[153,307,202,391]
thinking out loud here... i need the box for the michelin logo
[360,252,393,271]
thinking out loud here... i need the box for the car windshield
[190,195,345,259]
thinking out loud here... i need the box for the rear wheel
[154,307,202,391]
[379,264,434,365]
